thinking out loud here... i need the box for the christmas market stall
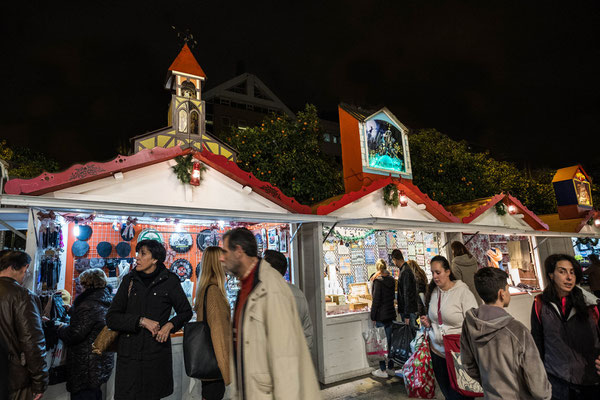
[446,193,550,328]
[1,145,332,400]
[293,104,463,384]
[538,165,600,291]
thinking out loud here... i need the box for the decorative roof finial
[171,26,198,49]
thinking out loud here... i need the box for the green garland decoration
[576,237,599,246]
[495,202,507,216]
[383,184,399,207]
[171,154,206,185]
[323,228,377,243]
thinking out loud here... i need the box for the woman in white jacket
[421,255,478,400]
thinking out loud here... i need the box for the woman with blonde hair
[193,246,231,400]
[370,258,397,378]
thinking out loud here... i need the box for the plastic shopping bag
[389,321,416,368]
[363,325,387,364]
[402,332,435,399]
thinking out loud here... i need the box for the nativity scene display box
[552,165,593,220]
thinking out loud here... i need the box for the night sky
[2,2,599,173]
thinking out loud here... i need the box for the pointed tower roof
[168,44,206,78]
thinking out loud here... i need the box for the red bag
[437,289,483,397]
[402,331,436,398]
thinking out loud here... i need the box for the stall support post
[24,208,38,291]
[296,222,326,382]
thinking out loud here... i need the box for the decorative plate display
[169,231,193,253]
[196,229,219,252]
[137,229,163,244]
[170,259,192,282]
[75,225,93,241]
[72,240,90,257]
[196,261,202,279]
[255,233,264,256]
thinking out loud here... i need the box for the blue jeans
[376,321,394,371]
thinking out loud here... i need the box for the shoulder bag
[92,279,133,355]
[438,288,483,397]
[183,284,222,380]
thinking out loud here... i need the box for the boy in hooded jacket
[460,267,551,400]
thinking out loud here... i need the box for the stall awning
[335,217,600,238]
[0,208,29,239]
[0,195,337,224]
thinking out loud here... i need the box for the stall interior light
[399,190,409,207]
[73,223,80,237]
[594,218,600,227]
[508,204,517,215]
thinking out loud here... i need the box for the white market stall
[1,145,334,400]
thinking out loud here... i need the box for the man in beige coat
[222,228,320,399]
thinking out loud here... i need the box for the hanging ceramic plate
[196,229,219,252]
[137,229,163,244]
[76,225,93,241]
[169,231,193,253]
[170,259,192,282]
[196,261,202,279]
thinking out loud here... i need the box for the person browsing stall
[461,267,551,400]
[421,255,478,400]
[106,240,192,400]
[222,228,319,400]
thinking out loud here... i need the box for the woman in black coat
[58,268,114,400]
[106,240,192,400]
[370,258,397,378]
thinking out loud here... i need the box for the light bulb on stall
[594,218,600,227]
[508,205,517,215]
[73,224,80,237]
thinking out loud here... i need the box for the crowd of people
[1,235,600,400]
[0,228,317,400]
[369,242,600,400]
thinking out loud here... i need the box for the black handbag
[183,285,222,380]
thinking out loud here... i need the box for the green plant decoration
[383,184,399,207]
[495,202,507,216]
[172,154,194,184]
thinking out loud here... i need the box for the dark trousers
[430,351,472,400]
[376,320,394,371]
[548,374,600,400]
[70,388,102,400]
[201,379,225,400]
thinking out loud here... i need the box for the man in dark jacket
[392,249,418,328]
[0,251,48,400]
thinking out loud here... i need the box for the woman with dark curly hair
[58,268,114,400]
[106,239,192,400]
[531,254,600,399]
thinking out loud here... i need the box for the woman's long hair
[542,254,588,321]
[195,246,227,314]
[451,241,472,258]
[407,260,428,288]
[375,258,387,272]
[425,255,456,308]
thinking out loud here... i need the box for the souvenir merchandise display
[463,233,540,290]
[75,225,93,241]
[39,223,63,249]
[170,231,194,253]
[54,217,293,314]
[170,259,193,282]
[323,227,442,316]
[120,217,137,241]
[39,256,62,291]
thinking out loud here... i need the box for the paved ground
[320,373,442,400]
